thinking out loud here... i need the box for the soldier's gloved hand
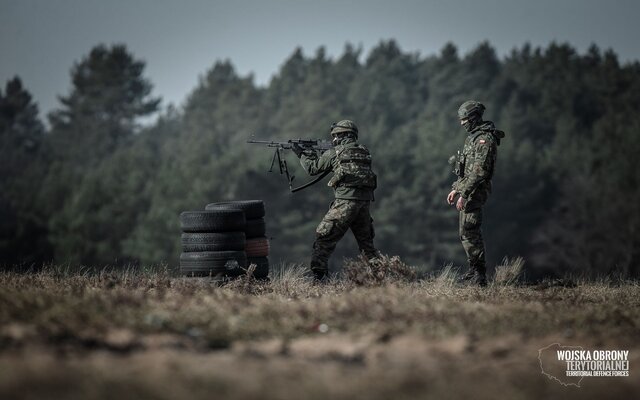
[291,143,304,158]
[447,190,458,205]
[456,196,466,211]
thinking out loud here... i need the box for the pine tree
[43,44,160,265]
[0,77,49,266]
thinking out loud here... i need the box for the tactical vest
[327,144,377,189]
[460,131,483,178]
[457,130,500,181]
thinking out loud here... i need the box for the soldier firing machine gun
[247,138,333,193]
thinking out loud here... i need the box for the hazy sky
[1,0,639,118]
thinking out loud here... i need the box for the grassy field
[0,258,638,400]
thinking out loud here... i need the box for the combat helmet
[458,101,485,132]
[330,120,358,144]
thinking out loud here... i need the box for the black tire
[247,256,269,280]
[181,232,246,252]
[245,237,270,257]
[180,210,246,233]
[205,200,265,219]
[180,251,247,276]
[245,218,266,238]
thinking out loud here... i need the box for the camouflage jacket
[452,121,504,199]
[300,138,375,201]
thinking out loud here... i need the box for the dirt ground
[0,264,638,399]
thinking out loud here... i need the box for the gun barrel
[247,139,275,144]
[247,139,291,148]
[247,137,332,150]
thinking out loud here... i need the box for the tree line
[1,41,639,278]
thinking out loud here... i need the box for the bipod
[269,147,295,191]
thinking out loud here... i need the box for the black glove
[291,143,304,158]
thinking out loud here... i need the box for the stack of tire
[206,200,270,280]
[179,208,247,278]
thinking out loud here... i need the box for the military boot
[472,264,488,287]
[312,269,328,281]
[472,272,487,287]
[459,266,487,287]
[459,270,476,282]
[310,261,328,282]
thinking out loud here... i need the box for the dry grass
[0,262,639,399]
[344,254,416,286]
[431,263,460,291]
[493,256,525,285]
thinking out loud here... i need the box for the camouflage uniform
[299,124,378,279]
[452,118,504,281]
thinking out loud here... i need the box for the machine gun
[247,138,333,193]
[448,150,465,178]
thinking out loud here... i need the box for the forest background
[2,40,639,278]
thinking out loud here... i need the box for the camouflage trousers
[310,199,378,274]
[459,206,486,274]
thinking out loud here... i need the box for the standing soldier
[447,101,505,286]
[291,120,379,280]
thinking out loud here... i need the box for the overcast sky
[1,0,639,119]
